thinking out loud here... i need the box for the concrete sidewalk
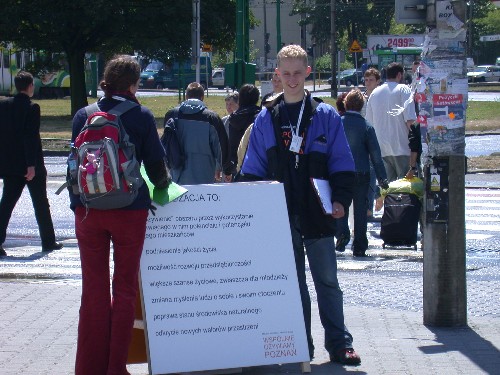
[1,273,499,374]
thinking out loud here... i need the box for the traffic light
[265,43,271,54]
[307,46,314,57]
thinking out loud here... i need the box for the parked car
[327,69,364,86]
[211,69,225,89]
[467,65,500,82]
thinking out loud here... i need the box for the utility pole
[467,1,473,58]
[264,0,268,68]
[276,0,282,51]
[330,0,337,98]
[422,0,467,327]
[227,0,254,90]
[192,0,200,84]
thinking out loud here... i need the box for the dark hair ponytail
[100,55,140,97]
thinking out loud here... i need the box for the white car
[467,65,500,82]
[212,69,225,89]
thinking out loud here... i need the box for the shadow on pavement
[419,325,500,374]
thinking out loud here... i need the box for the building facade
[249,0,312,72]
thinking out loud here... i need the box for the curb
[42,149,500,176]
[466,169,500,174]
[43,150,68,157]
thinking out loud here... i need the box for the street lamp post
[330,0,337,98]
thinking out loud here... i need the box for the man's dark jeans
[336,172,371,253]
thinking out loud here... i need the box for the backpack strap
[165,108,179,130]
[174,110,179,128]
[84,102,100,118]
[115,101,139,145]
[108,99,139,117]
[84,99,138,119]
[97,100,139,146]
[163,108,184,179]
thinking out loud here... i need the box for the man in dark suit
[0,71,63,256]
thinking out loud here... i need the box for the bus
[374,47,423,84]
[0,44,72,98]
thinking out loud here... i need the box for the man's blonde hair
[277,45,308,67]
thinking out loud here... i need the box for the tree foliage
[292,0,497,66]
[0,0,236,114]
[291,0,402,47]
[469,1,499,64]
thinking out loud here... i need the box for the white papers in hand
[310,178,333,215]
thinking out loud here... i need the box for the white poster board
[140,182,309,375]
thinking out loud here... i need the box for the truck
[211,68,225,89]
[139,56,212,90]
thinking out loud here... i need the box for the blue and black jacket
[240,92,356,239]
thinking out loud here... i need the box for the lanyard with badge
[287,94,306,169]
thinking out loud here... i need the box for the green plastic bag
[140,165,187,206]
[380,177,424,199]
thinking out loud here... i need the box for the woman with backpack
[70,55,170,375]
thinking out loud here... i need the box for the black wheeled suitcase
[380,193,421,250]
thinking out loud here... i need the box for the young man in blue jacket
[240,45,360,365]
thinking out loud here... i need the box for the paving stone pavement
[1,251,499,375]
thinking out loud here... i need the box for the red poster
[433,94,463,106]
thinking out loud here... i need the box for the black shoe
[0,246,6,257]
[335,234,350,252]
[353,250,367,257]
[42,241,64,252]
[330,348,361,366]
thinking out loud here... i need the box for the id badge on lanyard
[289,134,303,153]
[289,95,306,157]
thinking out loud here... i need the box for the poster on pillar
[426,119,465,155]
[426,92,466,156]
[422,30,465,59]
[139,182,309,375]
[432,94,465,120]
[436,0,465,34]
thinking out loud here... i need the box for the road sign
[349,40,363,53]
[479,34,500,42]
[202,44,212,52]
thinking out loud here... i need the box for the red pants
[74,207,148,375]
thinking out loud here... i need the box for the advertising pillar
[420,0,467,326]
